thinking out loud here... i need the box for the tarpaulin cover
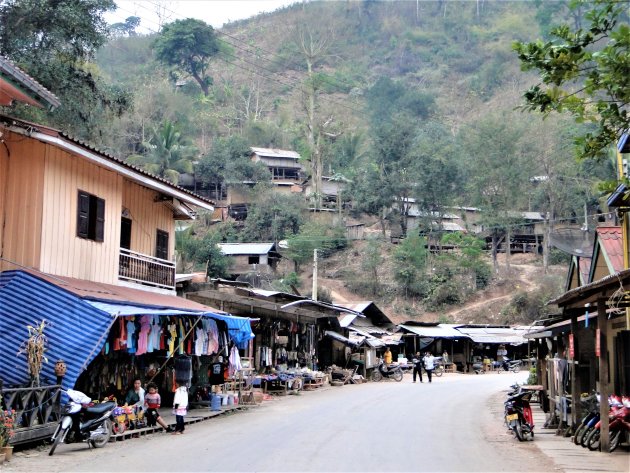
[86,301,254,349]
[0,271,112,389]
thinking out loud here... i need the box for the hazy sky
[107,0,300,32]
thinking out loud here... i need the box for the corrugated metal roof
[22,269,224,312]
[324,330,360,347]
[338,313,359,327]
[399,324,464,339]
[454,327,526,345]
[251,147,300,160]
[218,242,276,255]
[0,56,60,109]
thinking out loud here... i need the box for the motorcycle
[585,396,630,452]
[504,390,534,441]
[573,393,599,446]
[49,389,116,456]
[371,359,404,382]
[497,357,523,373]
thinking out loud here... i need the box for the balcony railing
[119,249,175,290]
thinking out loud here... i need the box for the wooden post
[570,314,581,429]
[598,298,610,452]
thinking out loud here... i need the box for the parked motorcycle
[497,358,523,373]
[371,359,404,382]
[573,394,599,446]
[504,390,535,441]
[49,389,116,456]
[585,396,630,452]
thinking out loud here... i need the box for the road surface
[6,372,556,472]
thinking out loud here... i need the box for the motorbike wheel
[371,370,383,382]
[580,427,593,447]
[573,424,587,445]
[511,364,521,373]
[91,419,112,448]
[434,366,444,377]
[393,370,403,382]
[586,428,601,451]
[609,430,621,452]
[49,426,67,456]
[513,421,525,442]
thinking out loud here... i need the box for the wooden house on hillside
[251,147,304,186]
[217,242,281,275]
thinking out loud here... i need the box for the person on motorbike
[423,352,435,383]
[412,352,423,383]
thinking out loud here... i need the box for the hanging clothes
[228,346,242,378]
[126,318,136,354]
[136,316,151,356]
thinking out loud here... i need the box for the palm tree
[127,121,194,184]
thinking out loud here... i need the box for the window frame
[77,190,105,242]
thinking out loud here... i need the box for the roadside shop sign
[568,334,574,358]
[595,329,600,356]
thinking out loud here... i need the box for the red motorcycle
[504,390,534,441]
[585,395,630,452]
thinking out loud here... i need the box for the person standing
[384,347,393,365]
[172,382,188,435]
[412,352,423,383]
[423,352,436,383]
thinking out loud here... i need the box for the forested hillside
[0,0,623,323]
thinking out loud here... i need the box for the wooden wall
[0,131,45,272]
[122,181,175,260]
[39,143,122,284]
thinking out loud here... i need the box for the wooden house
[251,147,304,184]
[217,242,281,275]
[0,116,213,293]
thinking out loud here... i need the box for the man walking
[412,352,423,383]
[424,352,435,383]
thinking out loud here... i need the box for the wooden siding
[122,181,175,260]
[0,142,7,264]
[39,144,122,284]
[0,132,45,272]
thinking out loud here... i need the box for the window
[248,255,260,264]
[77,191,105,242]
[156,229,169,260]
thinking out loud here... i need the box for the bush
[527,367,537,385]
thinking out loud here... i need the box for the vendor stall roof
[454,327,526,345]
[399,324,465,339]
[324,330,360,347]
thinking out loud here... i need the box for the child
[144,382,172,432]
[172,382,188,435]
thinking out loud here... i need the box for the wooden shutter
[77,191,90,238]
[95,197,105,242]
[156,230,169,260]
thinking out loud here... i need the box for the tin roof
[251,147,301,160]
[218,242,277,255]
[0,56,60,109]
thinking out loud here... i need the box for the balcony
[118,249,175,291]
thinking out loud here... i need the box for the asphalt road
[6,371,558,472]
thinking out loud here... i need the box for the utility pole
[312,249,318,301]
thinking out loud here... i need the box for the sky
[106,0,300,33]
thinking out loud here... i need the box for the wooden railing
[1,384,62,445]
[119,249,175,290]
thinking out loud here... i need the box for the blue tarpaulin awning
[0,270,255,389]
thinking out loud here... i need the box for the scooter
[504,390,534,441]
[49,389,116,456]
[371,359,404,382]
[573,394,599,446]
[497,358,523,373]
[585,396,630,452]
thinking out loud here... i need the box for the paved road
[6,372,557,472]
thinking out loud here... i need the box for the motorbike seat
[85,401,116,415]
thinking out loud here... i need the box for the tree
[152,18,220,96]
[127,120,194,184]
[0,0,131,142]
[285,222,347,272]
[110,16,141,37]
[393,234,428,297]
[239,187,305,242]
[514,0,630,160]
[196,136,271,198]
[181,231,232,278]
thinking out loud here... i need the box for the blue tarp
[86,302,254,349]
[0,271,113,390]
